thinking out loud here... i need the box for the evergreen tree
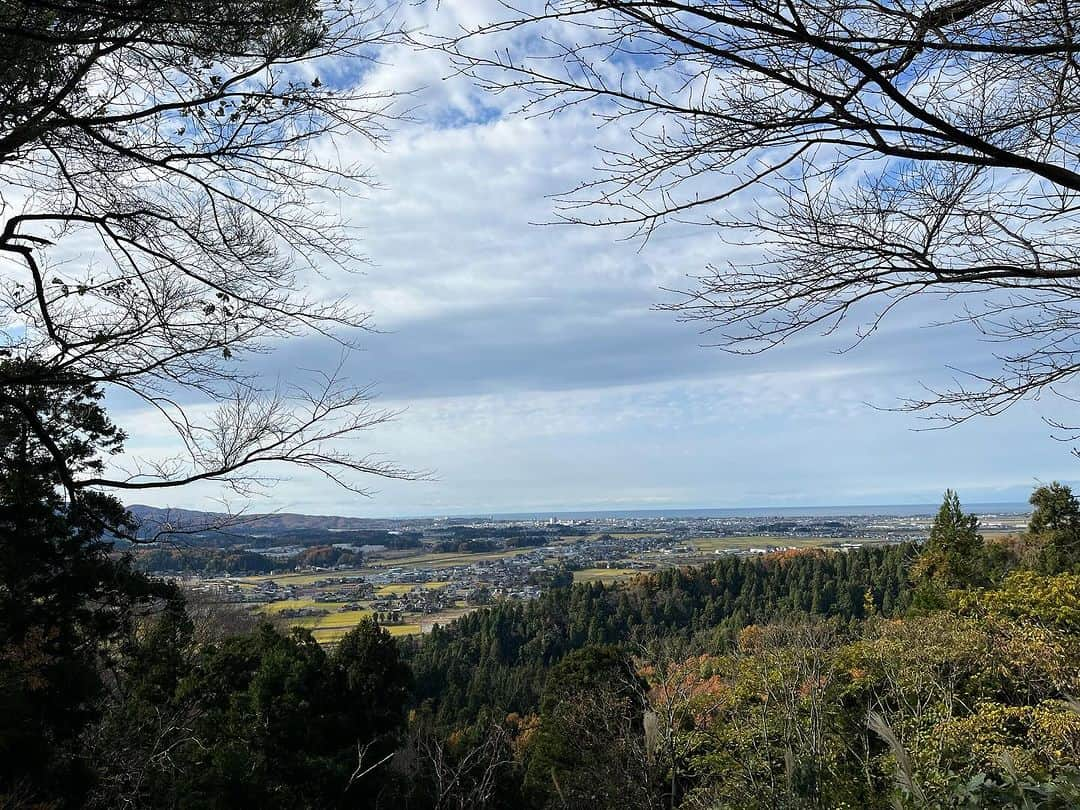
[1028,482,1080,573]
[0,364,169,805]
[406,545,913,732]
[912,490,984,606]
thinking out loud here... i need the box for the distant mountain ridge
[127,504,392,535]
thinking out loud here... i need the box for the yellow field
[307,621,420,644]
[233,568,370,587]
[366,548,534,570]
[309,627,351,643]
[291,608,372,630]
[375,583,413,596]
[258,597,330,614]
[573,567,641,584]
[374,581,449,596]
[256,597,360,615]
[240,572,468,645]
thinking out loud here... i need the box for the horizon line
[129,498,1034,522]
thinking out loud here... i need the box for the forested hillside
[405,544,913,730]
[385,490,1080,809]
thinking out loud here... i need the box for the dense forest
[389,495,1080,809]
[404,543,914,730]
[3,376,1079,808]
[131,544,366,576]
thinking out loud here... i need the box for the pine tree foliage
[912,489,984,592]
[406,545,913,731]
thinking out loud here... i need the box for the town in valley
[131,505,1030,643]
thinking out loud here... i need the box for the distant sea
[462,503,1032,521]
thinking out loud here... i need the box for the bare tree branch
[0,1,418,502]
[435,0,1080,432]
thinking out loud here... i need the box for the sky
[117,1,1080,517]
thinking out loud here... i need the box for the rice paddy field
[237,564,481,643]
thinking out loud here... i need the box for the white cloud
[88,3,1080,515]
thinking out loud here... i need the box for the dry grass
[292,608,372,629]
[374,581,449,596]
[257,597,338,614]
[573,567,641,584]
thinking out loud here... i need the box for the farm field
[310,623,423,643]
[231,534,886,643]
[375,581,449,596]
[365,547,536,570]
[277,525,875,643]
[292,608,372,630]
[260,598,327,614]
[237,566,482,643]
[573,567,642,584]
[235,569,372,587]
[198,523,943,645]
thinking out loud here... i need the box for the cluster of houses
[177,511,964,636]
